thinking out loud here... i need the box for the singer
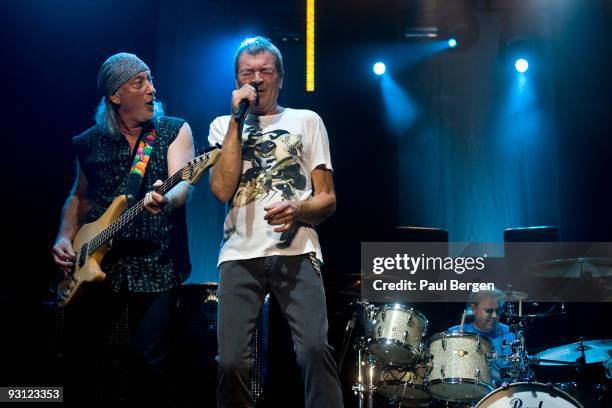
[208,36,342,408]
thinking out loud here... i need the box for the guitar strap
[124,120,157,205]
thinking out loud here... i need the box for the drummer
[449,289,516,357]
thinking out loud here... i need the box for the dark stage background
[1,0,612,406]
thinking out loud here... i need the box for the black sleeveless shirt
[73,116,191,292]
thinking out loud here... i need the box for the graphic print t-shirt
[208,108,333,265]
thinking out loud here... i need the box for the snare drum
[426,331,494,402]
[368,304,428,365]
[475,382,584,408]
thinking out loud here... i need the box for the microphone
[234,82,259,123]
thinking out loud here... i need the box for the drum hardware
[529,338,612,406]
[347,302,432,407]
[352,339,375,408]
[496,296,541,384]
[501,301,610,406]
[375,364,431,403]
[346,297,607,407]
[338,299,370,374]
[338,311,357,373]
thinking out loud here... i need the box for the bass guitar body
[58,195,128,306]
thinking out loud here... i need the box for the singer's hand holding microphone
[232,81,259,122]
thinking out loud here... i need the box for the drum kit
[346,296,612,408]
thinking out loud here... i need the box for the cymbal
[505,289,529,301]
[534,339,612,365]
[528,258,612,279]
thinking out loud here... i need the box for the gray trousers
[216,254,343,408]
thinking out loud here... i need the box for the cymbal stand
[505,304,533,381]
[352,337,375,408]
[575,336,589,385]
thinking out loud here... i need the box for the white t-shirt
[208,108,333,265]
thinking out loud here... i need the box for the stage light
[306,0,315,92]
[499,6,538,75]
[515,58,528,73]
[440,3,479,52]
[373,62,386,76]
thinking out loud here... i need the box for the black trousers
[216,255,343,408]
[61,284,178,405]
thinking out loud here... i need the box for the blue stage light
[448,38,457,48]
[515,58,529,73]
[373,62,386,76]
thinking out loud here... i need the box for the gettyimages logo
[510,397,543,408]
[371,253,486,275]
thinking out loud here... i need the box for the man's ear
[109,92,120,105]
[279,76,283,90]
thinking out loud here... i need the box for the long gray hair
[94,97,164,134]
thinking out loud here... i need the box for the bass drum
[475,382,584,408]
